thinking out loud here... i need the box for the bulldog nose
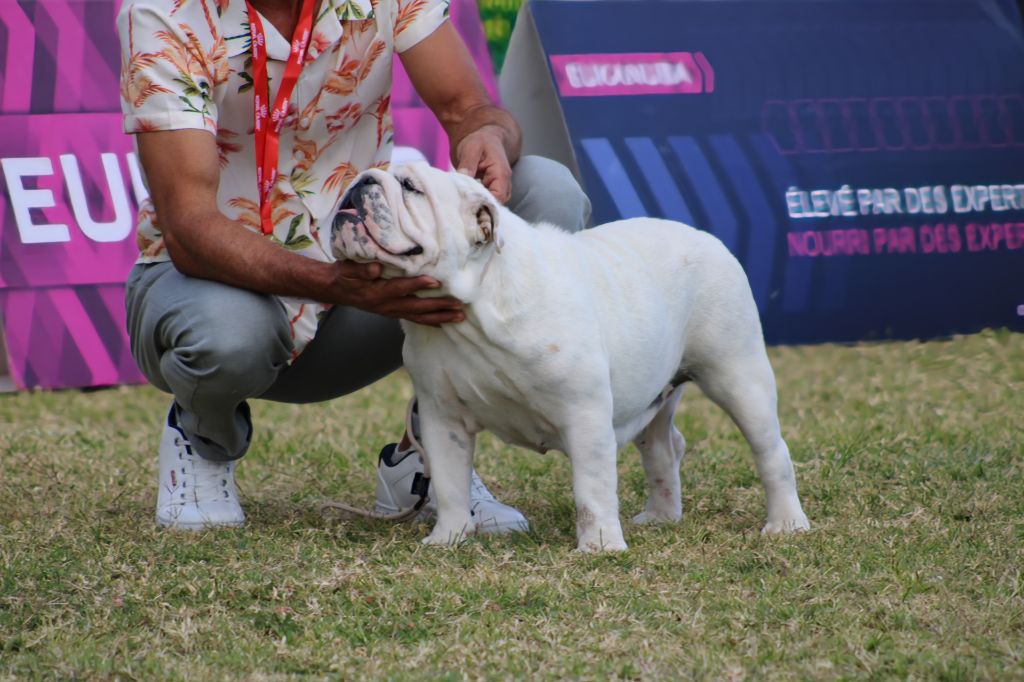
[346,175,378,198]
[402,245,424,256]
[352,175,379,191]
[342,175,379,209]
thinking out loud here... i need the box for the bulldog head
[330,163,502,299]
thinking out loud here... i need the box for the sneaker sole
[475,519,530,535]
[156,516,245,530]
[376,505,529,535]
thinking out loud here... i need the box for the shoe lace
[319,398,428,522]
[173,435,236,501]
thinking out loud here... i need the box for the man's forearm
[137,129,336,301]
[398,22,522,181]
[164,209,335,300]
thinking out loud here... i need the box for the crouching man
[117,0,591,530]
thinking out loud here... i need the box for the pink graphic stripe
[41,1,86,111]
[48,289,120,385]
[0,3,35,113]
[694,52,714,94]
[1,291,36,389]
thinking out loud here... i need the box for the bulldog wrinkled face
[330,163,501,287]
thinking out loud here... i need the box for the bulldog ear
[476,204,495,243]
[473,193,502,252]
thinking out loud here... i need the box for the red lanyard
[246,0,316,235]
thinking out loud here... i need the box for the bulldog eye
[400,177,422,195]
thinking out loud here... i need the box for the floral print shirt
[118,0,449,358]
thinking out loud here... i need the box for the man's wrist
[452,105,522,164]
[306,259,345,299]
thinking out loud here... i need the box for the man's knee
[129,266,293,399]
[164,295,292,396]
[509,156,592,233]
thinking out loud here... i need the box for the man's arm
[137,129,463,324]
[399,21,522,203]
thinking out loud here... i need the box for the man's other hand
[455,124,513,203]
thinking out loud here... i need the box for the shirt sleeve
[393,0,450,53]
[117,0,227,134]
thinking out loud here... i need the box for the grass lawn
[1,329,1022,680]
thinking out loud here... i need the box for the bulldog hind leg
[631,385,686,525]
[696,350,810,534]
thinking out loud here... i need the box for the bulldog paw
[630,510,682,526]
[575,537,628,553]
[575,528,628,552]
[422,525,473,546]
[761,514,811,535]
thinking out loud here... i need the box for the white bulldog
[331,163,810,552]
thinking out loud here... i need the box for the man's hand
[328,261,464,326]
[455,124,513,203]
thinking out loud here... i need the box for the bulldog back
[565,218,762,430]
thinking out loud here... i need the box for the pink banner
[549,52,715,98]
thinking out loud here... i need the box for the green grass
[1,329,1022,680]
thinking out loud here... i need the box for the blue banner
[531,0,1024,343]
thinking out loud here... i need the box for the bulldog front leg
[564,421,627,552]
[417,401,477,546]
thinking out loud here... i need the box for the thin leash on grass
[318,398,431,522]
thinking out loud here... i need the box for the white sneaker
[375,443,529,535]
[156,405,245,530]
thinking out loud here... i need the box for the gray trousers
[126,156,591,461]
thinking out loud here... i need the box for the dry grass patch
[1,330,1022,680]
